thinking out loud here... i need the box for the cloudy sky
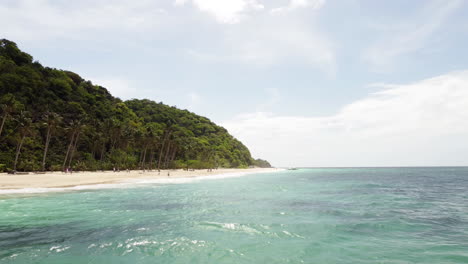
[2,0,468,167]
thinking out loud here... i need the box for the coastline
[0,168,280,193]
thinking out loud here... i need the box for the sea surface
[1,167,467,263]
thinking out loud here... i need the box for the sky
[1,0,468,167]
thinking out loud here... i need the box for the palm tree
[139,123,161,171]
[68,122,86,170]
[41,112,61,171]
[13,111,32,172]
[157,128,171,170]
[0,104,9,138]
[62,119,84,171]
[0,94,22,138]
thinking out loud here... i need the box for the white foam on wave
[0,182,135,195]
[0,169,283,195]
[129,169,279,185]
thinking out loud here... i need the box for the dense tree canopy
[0,39,271,172]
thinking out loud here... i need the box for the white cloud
[176,0,325,23]
[271,0,325,13]
[229,16,335,72]
[0,0,167,40]
[364,0,463,71]
[222,70,468,167]
[176,0,264,24]
[180,0,334,72]
[187,11,336,73]
[1,0,334,72]
[174,0,188,6]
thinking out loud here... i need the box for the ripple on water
[1,167,467,263]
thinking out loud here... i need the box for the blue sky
[2,0,468,167]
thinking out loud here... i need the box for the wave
[0,182,134,195]
[129,169,281,185]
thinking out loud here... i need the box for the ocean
[1,167,467,263]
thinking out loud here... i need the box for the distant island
[0,39,271,172]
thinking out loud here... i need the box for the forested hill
[0,39,271,172]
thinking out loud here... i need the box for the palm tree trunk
[139,146,144,168]
[140,146,147,171]
[68,131,81,169]
[149,149,154,170]
[63,132,76,171]
[143,147,148,170]
[13,135,26,172]
[91,143,96,160]
[164,142,172,169]
[170,145,178,163]
[42,126,52,171]
[0,114,6,138]
[111,138,116,150]
[157,131,171,169]
[157,143,164,170]
[100,142,105,161]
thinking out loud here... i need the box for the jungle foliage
[0,39,271,172]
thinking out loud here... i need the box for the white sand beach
[0,168,279,190]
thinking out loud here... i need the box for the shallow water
[1,167,467,263]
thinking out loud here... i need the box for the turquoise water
[1,168,468,263]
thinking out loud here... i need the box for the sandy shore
[0,168,279,190]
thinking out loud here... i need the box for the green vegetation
[0,39,271,172]
[252,159,272,168]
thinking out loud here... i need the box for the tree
[41,111,61,171]
[0,39,33,66]
[0,93,22,138]
[157,127,171,169]
[62,119,85,171]
[13,111,32,172]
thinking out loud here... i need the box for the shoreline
[0,168,280,193]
